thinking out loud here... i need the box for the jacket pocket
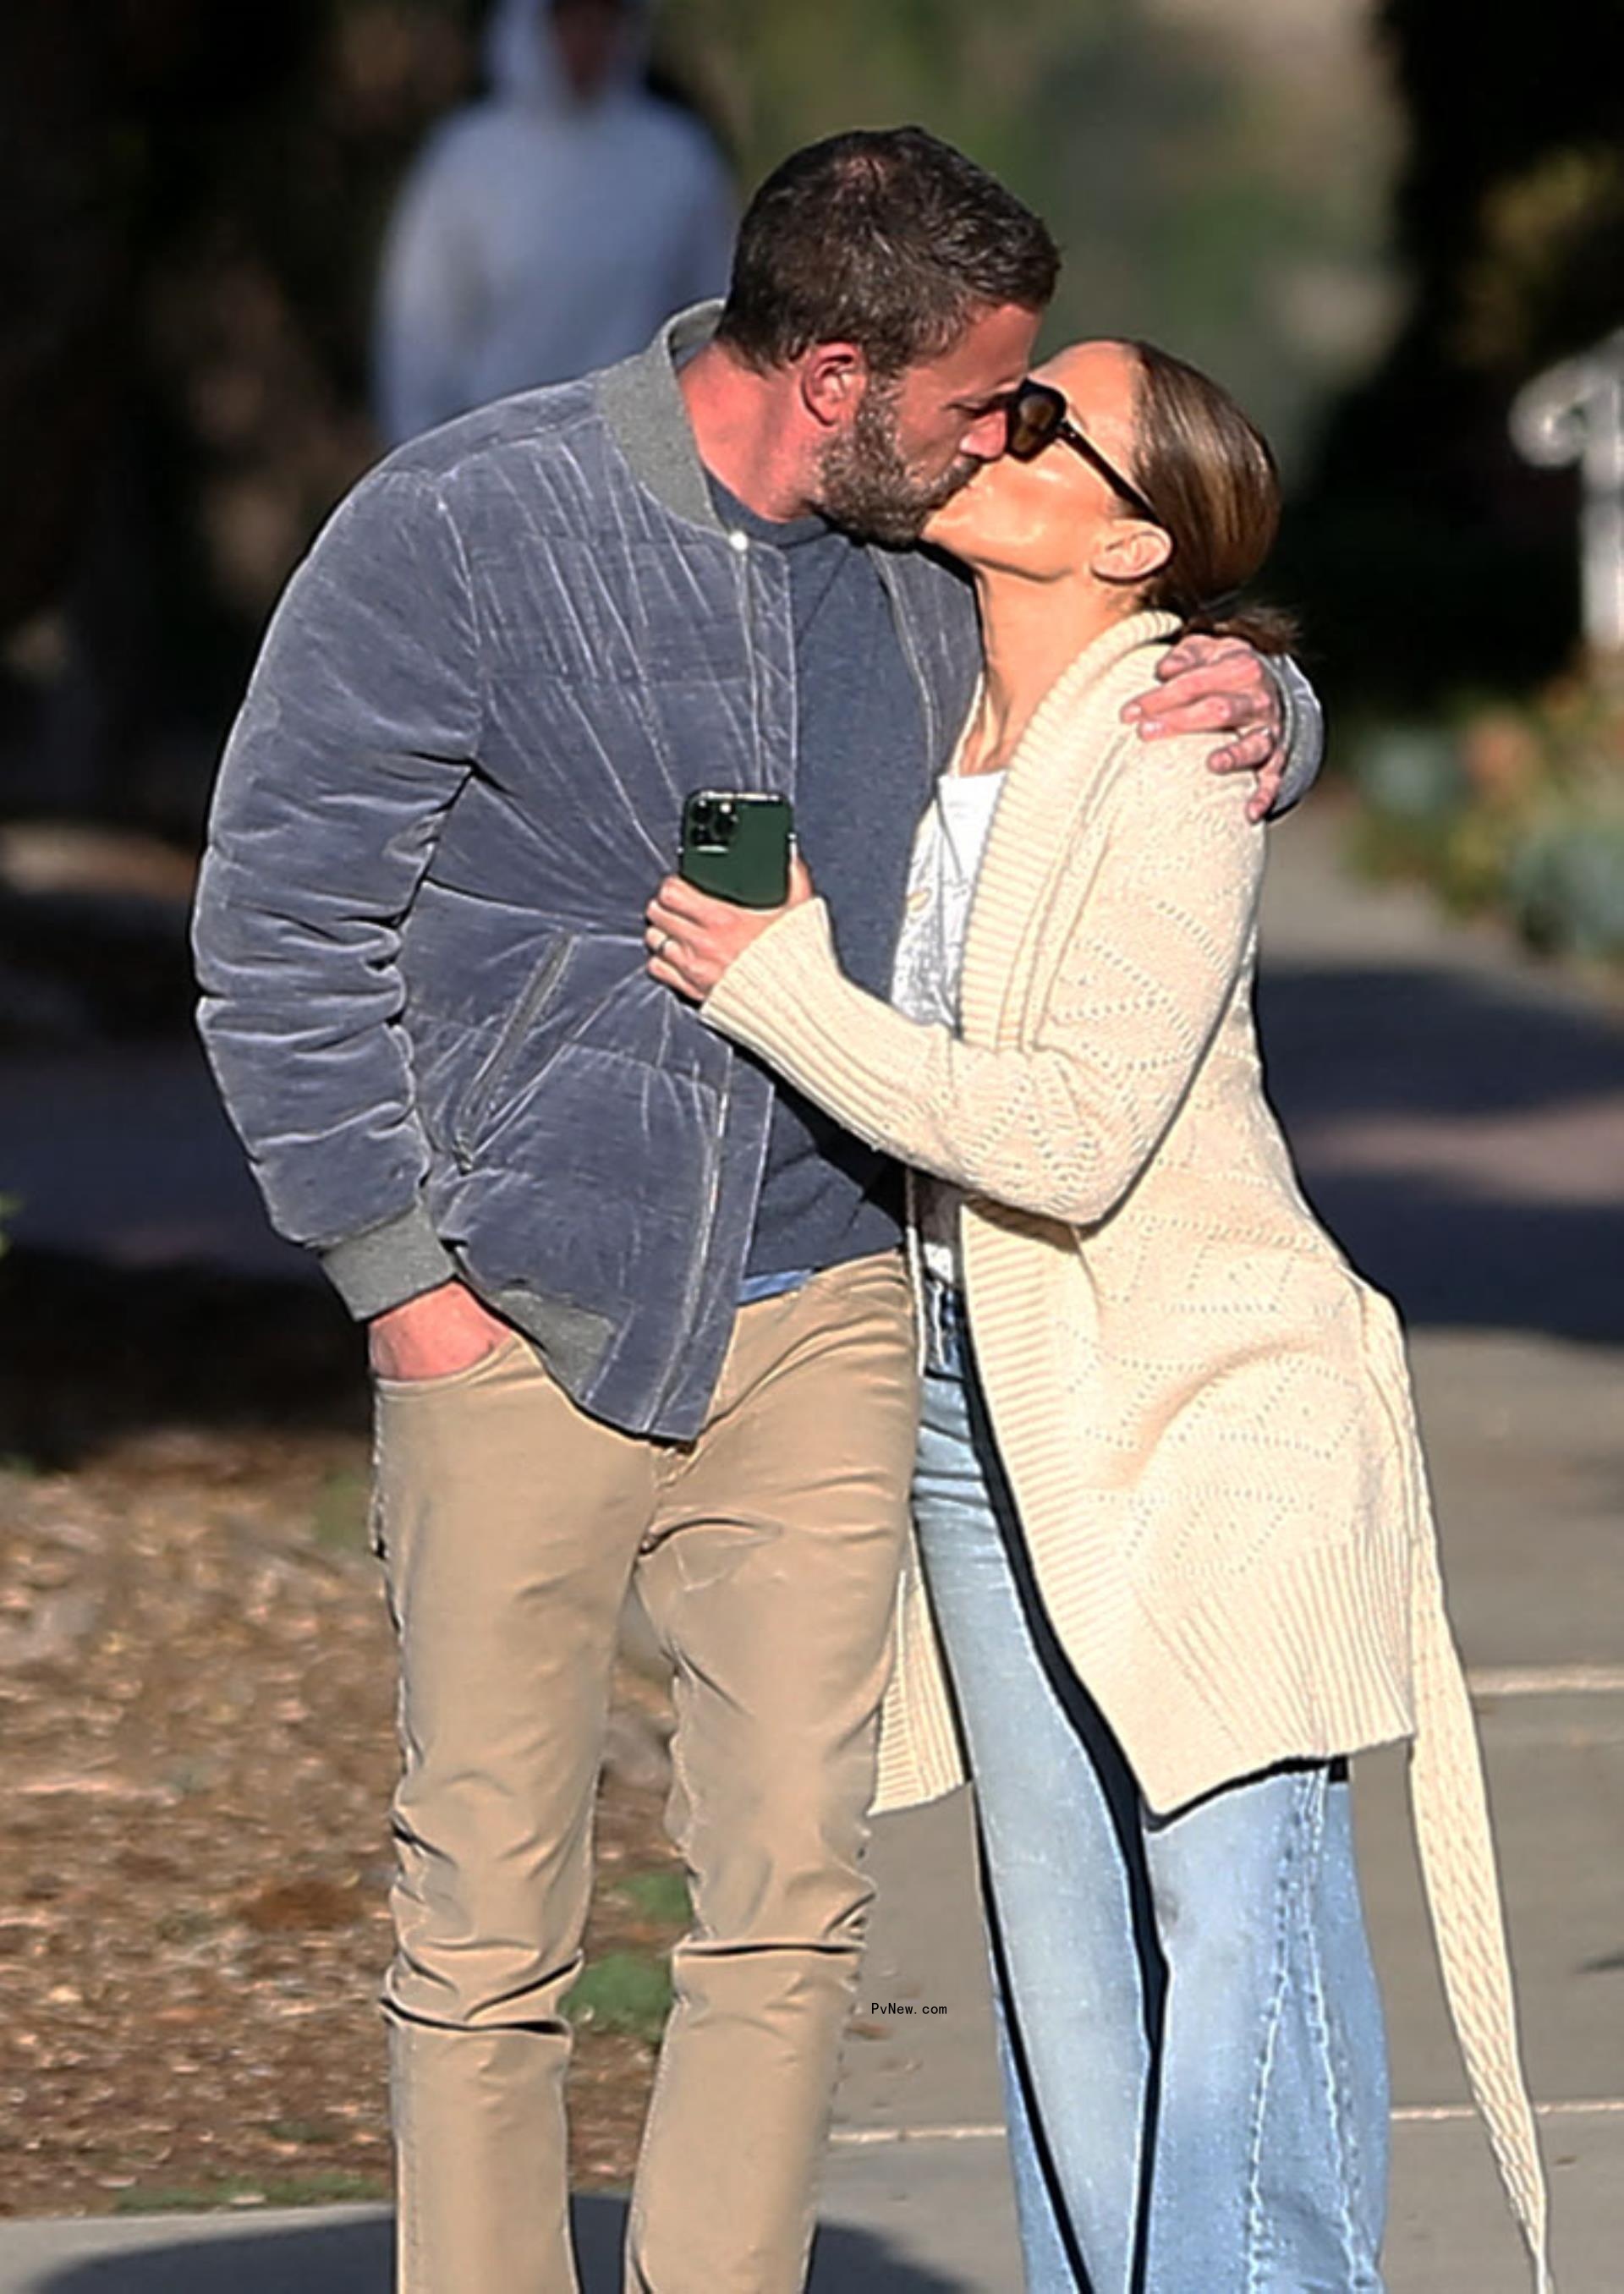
[453,1041,721,1323]
[452,934,576,1169]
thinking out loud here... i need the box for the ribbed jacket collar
[596,300,730,534]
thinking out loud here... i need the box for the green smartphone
[679,790,794,909]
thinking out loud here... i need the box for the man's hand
[645,857,815,1001]
[368,1280,512,1382]
[1122,634,1286,822]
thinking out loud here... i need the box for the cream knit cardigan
[705,610,1552,2288]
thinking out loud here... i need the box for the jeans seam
[1303,1781,1380,2289]
[1243,1778,1307,2294]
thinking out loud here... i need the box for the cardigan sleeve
[702,750,1265,1230]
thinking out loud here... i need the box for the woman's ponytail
[1125,342,1298,659]
[1175,599,1299,656]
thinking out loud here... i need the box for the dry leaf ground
[0,1254,683,2218]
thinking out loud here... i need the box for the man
[194,129,1320,2294]
[373,0,733,443]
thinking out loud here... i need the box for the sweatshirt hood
[482,0,653,113]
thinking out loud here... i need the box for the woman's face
[924,340,1152,585]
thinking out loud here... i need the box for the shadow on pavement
[3,947,1621,1475]
[1259,962,1619,1125]
[1258,963,1624,1343]
[37,2196,967,2293]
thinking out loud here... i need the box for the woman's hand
[645,856,815,1000]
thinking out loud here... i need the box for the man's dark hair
[715,127,1059,378]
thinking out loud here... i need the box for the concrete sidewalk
[2,802,1620,2289]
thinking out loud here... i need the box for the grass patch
[566,1951,672,2044]
[612,1869,690,1927]
[114,2168,389,2214]
[266,2119,338,2147]
[310,1467,370,1553]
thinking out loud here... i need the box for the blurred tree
[1288,0,1624,711]
[0,0,134,635]
[0,0,474,827]
[2,0,1395,831]
[661,0,1396,465]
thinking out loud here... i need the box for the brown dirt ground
[0,1253,683,2218]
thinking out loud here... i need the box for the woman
[644,341,1551,2293]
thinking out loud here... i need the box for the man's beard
[815,386,980,546]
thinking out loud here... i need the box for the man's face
[815,301,1042,546]
[549,0,629,102]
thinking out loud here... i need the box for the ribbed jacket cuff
[318,1203,458,1320]
[1268,655,1325,816]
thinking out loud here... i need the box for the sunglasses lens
[1005,386,1059,461]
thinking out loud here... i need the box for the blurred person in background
[194,129,1321,2294]
[372,0,733,445]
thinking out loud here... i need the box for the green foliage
[310,1465,372,1553]
[1378,0,1624,348]
[3,3,1394,638]
[1458,147,1624,375]
[560,1868,689,2046]
[1508,810,1624,961]
[1352,675,1624,963]
[1297,1,1624,706]
[1353,725,1467,828]
[612,1868,692,1926]
[566,1950,673,2044]
[4,0,1396,814]
[661,0,1392,458]
[0,0,482,749]
[266,2118,343,2147]
[113,2168,389,2214]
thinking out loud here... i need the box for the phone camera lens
[691,799,736,849]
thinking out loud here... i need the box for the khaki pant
[369,1253,919,2294]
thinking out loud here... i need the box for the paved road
[1,799,1619,2290]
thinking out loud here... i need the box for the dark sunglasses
[1002,379,1165,529]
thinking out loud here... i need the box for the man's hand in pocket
[368,1281,511,1382]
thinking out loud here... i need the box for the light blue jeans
[914,1285,1391,2294]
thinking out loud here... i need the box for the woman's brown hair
[1126,342,1298,656]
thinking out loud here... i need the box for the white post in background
[1511,327,1624,666]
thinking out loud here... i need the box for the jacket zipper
[649,529,767,1420]
[452,936,574,1169]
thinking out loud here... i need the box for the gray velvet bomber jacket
[193,305,986,1439]
[192,303,1320,1442]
